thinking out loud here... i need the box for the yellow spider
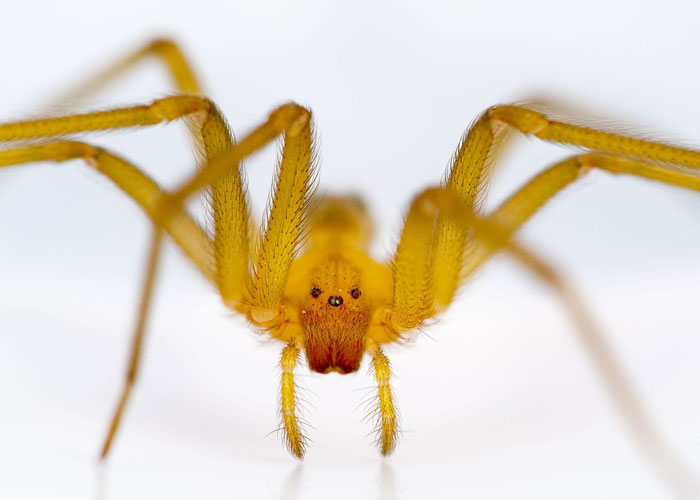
[3,39,700,495]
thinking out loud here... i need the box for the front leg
[389,186,696,496]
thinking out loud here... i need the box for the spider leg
[101,228,163,458]
[44,38,260,303]
[0,93,249,297]
[29,34,257,303]
[463,152,700,280]
[0,101,312,459]
[206,104,314,452]
[4,41,315,456]
[390,186,697,498]
[0,141,208,458]
[40,39,254,302]
[157,102,314,326]
[0,141,214,279]
[368,344,398,455]
[52,38,201,105]
[198,104,315,452]
[0,97,311,308]
[433,104,700,310]
[280,340,305,458]
[243,105,315,325]
[0,94,212,141]
[503,242,698,499]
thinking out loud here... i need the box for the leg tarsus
[100,377,134,459]
[494,234,700,499]
[100,229,164,460]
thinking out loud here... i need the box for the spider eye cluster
[309,286,362,300]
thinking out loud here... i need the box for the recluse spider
[2,39,699,497]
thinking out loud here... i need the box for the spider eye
[350,287,361,299]
[311,287,322,298]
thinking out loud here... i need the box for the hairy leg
[41,37,260,305]
[463,152,700,279]
[3,45,317,457]
[41,39,250,301]
[244,107,315,325]
[0,90,249,296]
[390,186,696,497]
[368,344,398,455]
[433,104,700,310]
[156,102,315,454]
[0,141,214,280]
[280,340,305,458]
[0,100,313,458]
[0,96,308,307]
[0,95,212,141]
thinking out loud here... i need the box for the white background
[1,1,700,499]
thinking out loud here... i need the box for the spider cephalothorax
[7,38,699,493]
[299,254,370,374]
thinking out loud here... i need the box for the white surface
[1,1,700,499]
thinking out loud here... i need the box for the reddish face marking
[300,255,370,374]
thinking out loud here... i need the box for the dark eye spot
[311,287,322,298]
[328,295,343,307]
[350,287,361,299]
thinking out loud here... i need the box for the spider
[3,39,700,495]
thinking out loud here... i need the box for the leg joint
[44,141,100,163]
[576,152,634,176]
[146,37,180,54]
[488,105,550,137]
[147,95,213,123]
[268,102,311,136]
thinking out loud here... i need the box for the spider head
[300,255,371,374]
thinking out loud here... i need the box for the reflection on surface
[95,462,108,500]
[377,463,397,500]
[277,462,398,500]
[90,444,402,500]
[279,463,304,500]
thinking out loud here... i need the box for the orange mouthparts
[301,301,370,374]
